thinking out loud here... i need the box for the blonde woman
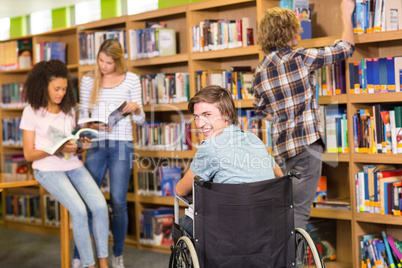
[72,39,145,268]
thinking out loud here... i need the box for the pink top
[20,105,83,172]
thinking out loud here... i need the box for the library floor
[0,226,170,268]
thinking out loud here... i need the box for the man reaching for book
[252,0,355,229]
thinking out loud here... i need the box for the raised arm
[341,0,355,45]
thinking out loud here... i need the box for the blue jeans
[73,140,134,259]
[34,166,109,267]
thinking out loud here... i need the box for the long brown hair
[188,85,238,125]
[90,39,127,107]
[23,59,76,113]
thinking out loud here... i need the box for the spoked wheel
[295,228,324,268]
[169,236,199,268]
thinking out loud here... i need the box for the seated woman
[175,85,283,236]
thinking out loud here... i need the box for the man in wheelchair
[175,85,284,236]
[171,86,324,268]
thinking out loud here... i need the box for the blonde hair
[90,39,127,107]
[258,7,302,54]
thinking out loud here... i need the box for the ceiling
[0,0,89,19]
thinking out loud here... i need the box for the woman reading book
[20,59,109,268]
[75,39,145,268]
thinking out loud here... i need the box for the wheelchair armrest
[194,176,205,186]
[288,169,301,179]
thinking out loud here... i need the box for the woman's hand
[122,102,141,115]
[78,137,92,150]
[55,141,78,157]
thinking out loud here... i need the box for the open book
[78,101,129,130]
[42,126,99,155]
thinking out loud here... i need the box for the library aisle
[0,226,170,268]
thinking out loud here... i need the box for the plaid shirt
[253,40,354,163]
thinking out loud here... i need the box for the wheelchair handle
[288,169,301,179]
[194,176,205,186]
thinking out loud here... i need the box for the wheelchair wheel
[295,228,324,268]
[169,236,200,268]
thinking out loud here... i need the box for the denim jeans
[73,140,134,259]
[34,166,109,267]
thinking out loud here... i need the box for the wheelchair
[169,170,324,268]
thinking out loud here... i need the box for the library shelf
[78,64,95,73]
[138,195,189,207]
[322,153,350,163]
[0,68,32,74]
[124,235,139,247]
[318,94,347,105]
[2,145,24,150]
[1,107,26,112]
[66,64,79,70]
[352,153,402,164]
[129,53,189,67]
[135,150,195,159]
[190,45,259,60]
[310,207,352,220]
[143,102,189,112]
[349,92,402,103]
[234,99,255,109]
[188,0,254,11]
[0,179,38,189]
[354,29,402,44]
[355,213,402,225]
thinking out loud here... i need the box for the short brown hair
[258,7,301,54]
[188,85,238,125]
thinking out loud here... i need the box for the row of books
[34,42,66,64]
[78,30,128,65]
[314,61,347,96]
[2,153,32,182]
[1,83,26,108]
[313,176,352,211]
[353,105,402,154]
[129,27,176,59]
[320,106,349,153]
[5,194,41,223]
[3,117,23,146]
[139,72,189,105]
[279,0,312,40]
[191,17,257,53]
[349,56,402,94]
[355,165,402,215]
[353,0,402,34]
[138,166,182,197]
[0,39,33,71]
[136,120,192,151]
[195,66,254,100]
[360,231,402,268]
[139,207,174,246]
